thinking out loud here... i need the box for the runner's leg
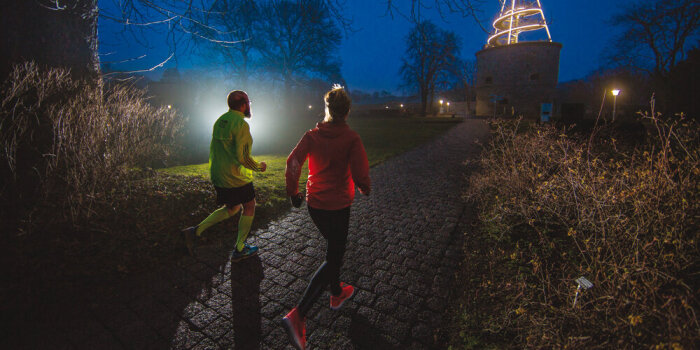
[236,199,255,251]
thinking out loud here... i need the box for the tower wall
[475,41,562,119]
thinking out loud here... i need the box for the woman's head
[324,84,351,123]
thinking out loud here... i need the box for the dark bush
[463,112,699,348]
[1,62,184,228]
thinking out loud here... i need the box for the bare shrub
[466,113,699,348]
[1,62,184,226]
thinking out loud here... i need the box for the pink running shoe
[330,282,355,310]
[282,307,306,350]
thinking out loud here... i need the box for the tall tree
[256,0,343,99]
[450,58,476,114]
[205,0,260,87]
[400,20,461,116]
[606,0,700,78]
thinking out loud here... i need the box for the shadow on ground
[0,233,265,348]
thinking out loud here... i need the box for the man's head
[324,84,351,123]
[227,90,251,117]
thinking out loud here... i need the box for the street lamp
[611,89,620,122]
[446,101,450,113]
[439,99,444,114]
[308,105,313,109]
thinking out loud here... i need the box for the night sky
[98,0,634,93]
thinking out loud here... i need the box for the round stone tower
[475,0,562,120]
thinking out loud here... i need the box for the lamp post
[439,99,444,114]
[611,89,620,122]
[446,101,450,113]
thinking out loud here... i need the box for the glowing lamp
[439,99,444,105]
[308,105,313,109]
[611,89,621,121]
[400,104,404,108]
[167,105,172,109]
[385,106,389,109]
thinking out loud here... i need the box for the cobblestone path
[12,119,488,349]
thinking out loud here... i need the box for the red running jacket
[286,121,371,210]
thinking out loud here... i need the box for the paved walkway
[15,119,488,349]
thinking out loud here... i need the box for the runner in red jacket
[282,85,371,350]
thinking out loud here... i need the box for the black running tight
[297,205,350,317]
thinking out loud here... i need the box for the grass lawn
[161,117,459,219]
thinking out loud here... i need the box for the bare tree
[450,59,476,114]
[256,0,343,99]
[606,0,700,78]
[202,0,260,87]
[386,0,486,31]
[400,20,461,116]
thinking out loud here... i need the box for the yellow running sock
[236,215,254,251]
[196,206,231,236]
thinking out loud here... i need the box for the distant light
[612,89,620,96]
[385,106,389,109]
[167,105,172,109]
[308,105,313,109]
[446,102,450,106]
[400,104,404,108]
[439,99,444,105]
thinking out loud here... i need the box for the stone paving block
[356,275,379,290]
[201,317,232,343]
[189,306,219,329]
[191,336,218,349]
[352,288,376,306]
[171,321,205,349]
[356,306,380,324]
[272,270,297,287]
[374,295,399,313]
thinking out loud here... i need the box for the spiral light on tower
[487,0,551,47]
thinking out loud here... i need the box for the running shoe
[180,226,198,256]
[330,282,355,310]
[282,307,306,350]
[231,244,259,262]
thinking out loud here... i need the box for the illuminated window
[530,73,540,81]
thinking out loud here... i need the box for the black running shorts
[215,182,255,207]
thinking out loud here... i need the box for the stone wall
[475,42,562,120]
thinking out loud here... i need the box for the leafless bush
[466,113,699,348]
[1,62,184,226]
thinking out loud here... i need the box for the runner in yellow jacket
[181,90,267,261]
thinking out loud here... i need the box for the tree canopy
[400,20,461,116]
[606,0,700,77]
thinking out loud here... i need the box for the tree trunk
[420,90,428,116]
[1,0,100,81]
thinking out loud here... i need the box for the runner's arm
[350,137,371,195]
[286,133,310,197]
[236,122,263,171]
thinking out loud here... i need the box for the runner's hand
[259,161,267,172]
[290,192,304,208]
